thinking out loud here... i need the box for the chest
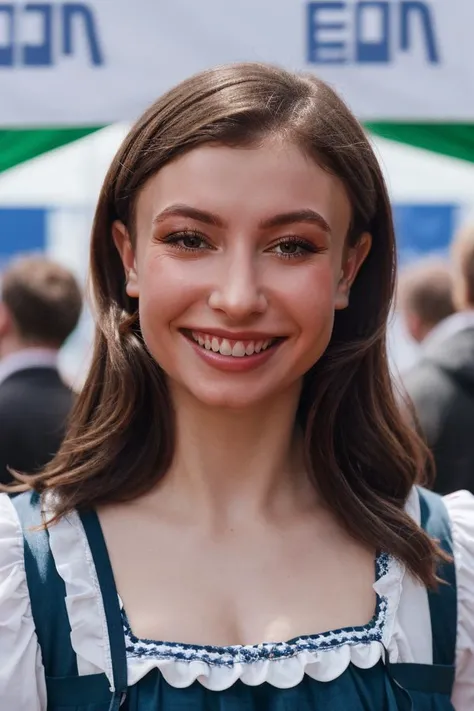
[98,507,376,647]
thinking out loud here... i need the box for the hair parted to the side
[7,62,440,586]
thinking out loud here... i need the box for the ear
[0,301,12,337]
[112,220,139,299]
[452,273,468,312]
[404,310,425,344]
[335,232,372,310]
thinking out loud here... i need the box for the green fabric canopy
[0,128,103,174]
[1,124,474,175]
[366,123,474,164]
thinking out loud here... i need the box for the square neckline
[121,552,391,666]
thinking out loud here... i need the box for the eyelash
[162,230,211,252]
[161,230,322,259]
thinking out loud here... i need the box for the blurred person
[0,255,82,485]
[1,64,473,710]
[397,258,455,345]
[403,226,474,494]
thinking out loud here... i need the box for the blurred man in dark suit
[0,255,82,485]
[402,228,474,494]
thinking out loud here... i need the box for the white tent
[2,0,474,171]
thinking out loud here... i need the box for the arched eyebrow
[153,204,222,227]
[260,209,331,234]
[153,204,332,234]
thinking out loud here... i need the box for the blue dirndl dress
[11,488,458,711]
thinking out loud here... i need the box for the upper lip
[182,328,282,340]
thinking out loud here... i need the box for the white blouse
[0,489,473,710]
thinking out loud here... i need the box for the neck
[154,383,316,528]
[0,335,57,360]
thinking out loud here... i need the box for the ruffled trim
[0,493,28,608]
[378,488,418,664]
[444,490,474,655]
[0,494,47,709]
[47,501,407,691]
[0,494,35,640]
[444,490,474,709]
[126,642,384,689]
[45,496,113,684]
[123,552,405,689]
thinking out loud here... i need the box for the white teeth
[231,341,246,357]
[219,339,232,356]
[190,332,276,357]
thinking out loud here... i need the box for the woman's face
[114,139,370,409]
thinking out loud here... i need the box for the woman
[0,63,473,710]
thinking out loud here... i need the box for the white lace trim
[46,503,407,690]
[127,643,385,689]
[122,553,405,688]
[45,498,114,683]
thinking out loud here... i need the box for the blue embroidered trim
[123,552,391,667]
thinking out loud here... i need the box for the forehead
[136,140,352,236]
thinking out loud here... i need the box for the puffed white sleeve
[444,490,474,711]
[0,493,47,711]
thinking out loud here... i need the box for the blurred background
[1,0,474,386]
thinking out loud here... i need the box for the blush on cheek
[136,278,194,375]
[291,270,337,319]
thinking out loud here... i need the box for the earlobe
[335,232,372,310]
[124,275,139,299]
[334,278,350,310]
[112,220,139,298]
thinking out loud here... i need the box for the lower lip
[184,335,282,372]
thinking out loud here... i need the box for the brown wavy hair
[9,62,439,586]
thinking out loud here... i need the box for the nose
[208,254,267,320]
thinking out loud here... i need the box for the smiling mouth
[181,330,283,358]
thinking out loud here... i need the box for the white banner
[0,0,473,126]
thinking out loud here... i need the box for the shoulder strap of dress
[11,491,78,678]
[80,509,128,708]
[417,486,457,668]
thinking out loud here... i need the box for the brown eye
[163,231,209,251]
[181,234,204,249]
[271,239,313,258]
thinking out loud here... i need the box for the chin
[176,377,281,411]
[189,388,268,411]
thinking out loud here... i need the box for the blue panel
[393,204,456,265]
[355,1,391,64]
[307,2,348,64]
[0,208,47,267]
